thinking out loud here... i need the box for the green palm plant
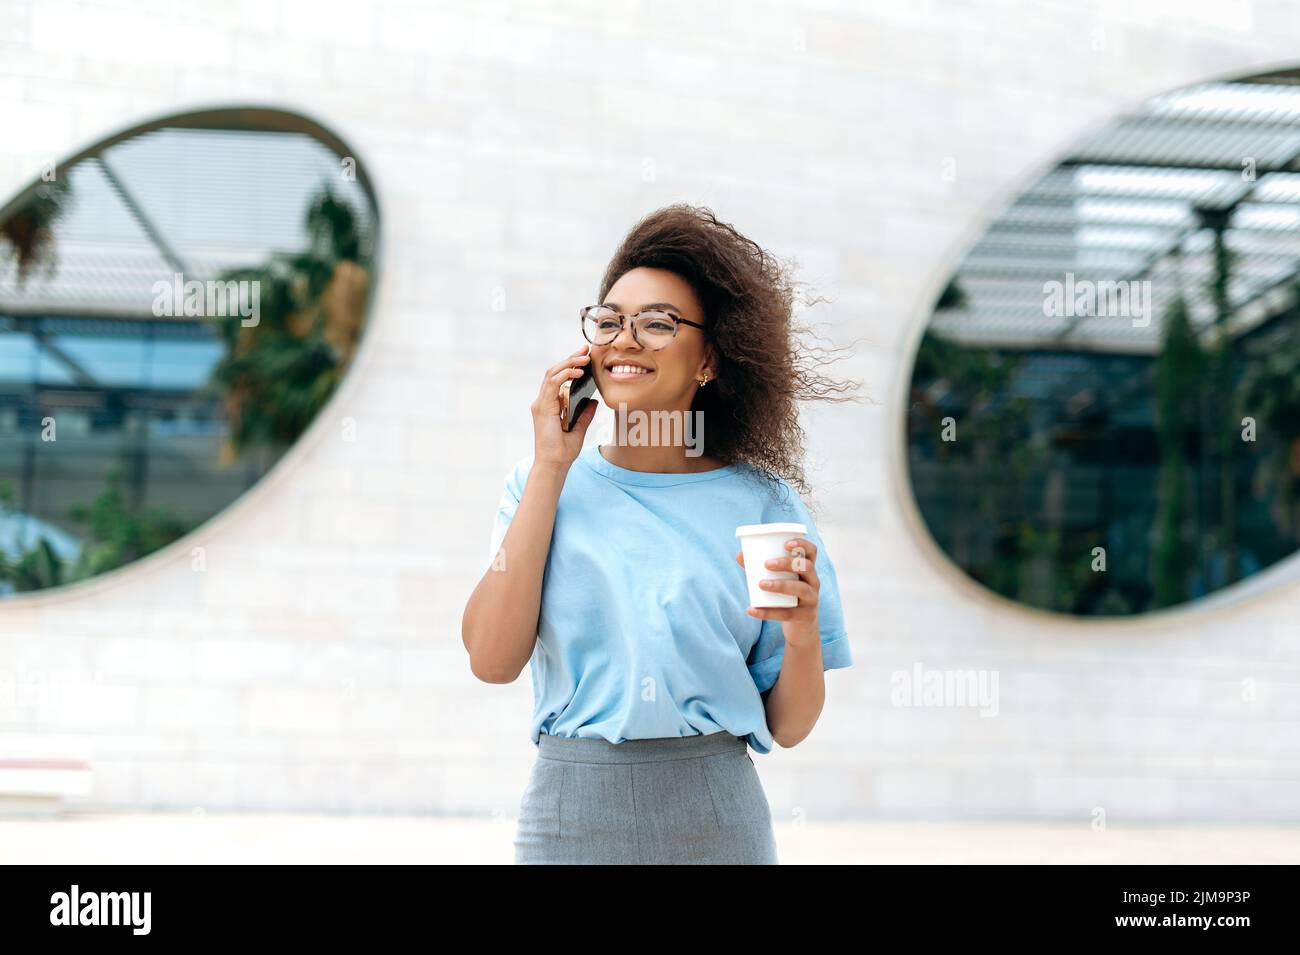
[209,185,371,460]
[0,538,65,592]
[0,479,66,592]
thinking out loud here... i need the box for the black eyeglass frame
[579,305,708,349]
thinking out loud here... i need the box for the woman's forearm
[462,462,569,683]
[763,639,827,747]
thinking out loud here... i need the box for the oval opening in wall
[905,68,1300,617]
[0,107,379,598]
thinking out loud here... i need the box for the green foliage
[910,330,1048,604]
[0,471,191,594]
[209,184,369,457]
[66,468,190,582]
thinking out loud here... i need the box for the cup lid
[736,522,807,538]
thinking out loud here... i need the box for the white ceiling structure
[931,72,1300,355]
[0,125,375,319]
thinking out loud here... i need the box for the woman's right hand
[532,343,600,471]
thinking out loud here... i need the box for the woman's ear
[701,345,718,381]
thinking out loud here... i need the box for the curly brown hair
[597,203,864,515]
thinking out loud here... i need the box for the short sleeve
[745,488,852,694]
[484,455,531,574]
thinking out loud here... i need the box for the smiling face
[593,267,714,412]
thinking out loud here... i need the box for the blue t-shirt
[484,442,853,755]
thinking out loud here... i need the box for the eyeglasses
[580,304,707,350]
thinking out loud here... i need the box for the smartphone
[559,357,598,432]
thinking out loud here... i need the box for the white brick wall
[3,0,1300,822]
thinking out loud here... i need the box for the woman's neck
[598,442,726,474]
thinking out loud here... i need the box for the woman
[462,204,860,864]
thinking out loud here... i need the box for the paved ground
[2,813,1298,863]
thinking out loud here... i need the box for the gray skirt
[513,730,778,864]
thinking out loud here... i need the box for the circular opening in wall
[905,69,1300,617]
[0,107,379,598]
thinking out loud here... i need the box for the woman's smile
[606,366,655,381]
[604,358,656,382]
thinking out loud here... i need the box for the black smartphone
[559,358,598,432]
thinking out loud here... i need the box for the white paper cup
[736,522,808,608]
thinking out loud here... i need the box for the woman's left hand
[734,537,821,650]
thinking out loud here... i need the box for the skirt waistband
[537,731,746,764]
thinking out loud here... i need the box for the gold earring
[698,374,710,387]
